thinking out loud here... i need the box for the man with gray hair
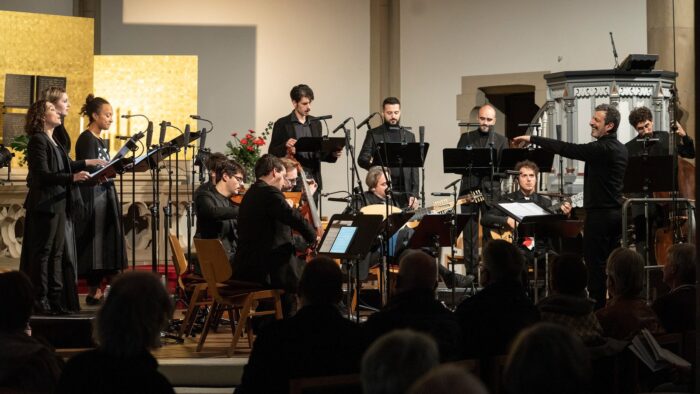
[652,243,696,333]
[514,103,628,309]
[361,329,439,394]
[363,250,462,361]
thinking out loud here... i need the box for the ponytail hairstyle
[80,94,110,125]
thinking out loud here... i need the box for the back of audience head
[397,250,437,293]
[95,272,173,357]
[361,329,439,394]
[480,240,524,286]
[0,271,33,333]
[298,256,343,307]
[408,364,488,394]
[606,247,644,300]
[549,253,588,297]
[504,322,591,394]
[664,243,696,288]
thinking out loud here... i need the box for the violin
[229,184,247,205]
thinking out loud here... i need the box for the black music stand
[373,142,429,168]
[442,148,492,175]
[408,213,471,304]
[499,148,555,173]
[317,213,383,323]
[623,155,674,264]
[494,201,565,301]
[294,136,346,157]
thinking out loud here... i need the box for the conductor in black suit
[269,84,342,200]
[358,97,419,198]
[19,100,105,314]
[456,104,508,274]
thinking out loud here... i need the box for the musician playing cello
[234,154,316,316]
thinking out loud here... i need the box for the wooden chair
[288,373,361,394]
[193,238,284,356]
[168,234,210,338]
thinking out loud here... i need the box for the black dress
[74,131,127,277]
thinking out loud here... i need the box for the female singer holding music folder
[20,100,104,315]
[75,94,127,305]
[40,86,81,312]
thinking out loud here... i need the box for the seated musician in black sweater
[194,159,245,267]
[481,160,571,251]
[361,165,418,209]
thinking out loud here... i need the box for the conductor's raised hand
[512,135,531,147]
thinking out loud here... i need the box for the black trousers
[584,209,622,309]
[21,210,66,305]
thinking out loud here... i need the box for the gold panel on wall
[0,11,94,165]
[93,56,198,159]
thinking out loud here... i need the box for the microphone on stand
[183,124,191,148]
[431,192,452,197]
[357,112,379,129]
[328,196,353,203]
[158,121,169,146]
[145,121,154,149]
[331,117,352,134]
[419,126,425,146]
[312,115,333,121]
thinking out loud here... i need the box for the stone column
[370,0,400,112]
[647,0,695,139]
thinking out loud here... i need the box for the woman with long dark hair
[19,100,104,314]
[40,86,80,312]
[75,94,127,305]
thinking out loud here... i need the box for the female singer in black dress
[19,100,102,314]
[41,86,80,312]
[75,95,127,305]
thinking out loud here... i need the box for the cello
[286,149,324,260]
[654,156,695,265]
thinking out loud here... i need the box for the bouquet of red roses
[225,121,272,180]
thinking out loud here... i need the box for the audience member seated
[408,364,488,394]
[0,271,63,392]
[56,272,175,394]
[361,329,439,394]
[503,322,592,394]
[652,243,696,333]
[596,247,664,340]
[537,253,605,345]
[455,240,540,359]
[363,250,462,361]
[238,256,366,394]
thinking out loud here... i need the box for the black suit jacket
[194,186,239,264]
[238,304,366,394]
[363,289,463,361]
[456,129,508,196]
[625,131,695,159]
[455,280,539,358]
[357,124,420,196]
[233,181,315,287]
[269,112,338,189]
[25,132,86,214]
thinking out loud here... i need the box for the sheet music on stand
[497,201,556,222]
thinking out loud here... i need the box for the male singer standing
[456,104,508,275]
[358,97,419,199]
[269,84,342,200]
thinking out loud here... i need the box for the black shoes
[85,295,103,306]
[34,298,71,315]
